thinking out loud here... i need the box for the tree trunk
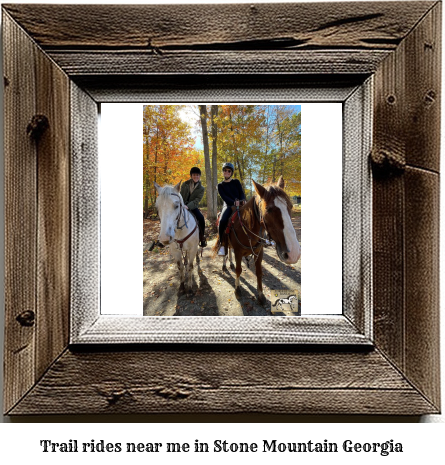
[153,127,158,206]
[199,105,213,214]
[275,106,284,180]
[210,105,218,219]
[143,120,151,217]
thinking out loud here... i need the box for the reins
[169,192,198,261]
[230,197,272,261]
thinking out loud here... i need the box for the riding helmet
[222,162,234,173]
[190,167,201,176]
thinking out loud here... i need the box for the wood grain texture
[404,2,441,172]
[8,349,438,415]
[74,316,370,345]
[372,172,405,370]
[3,2,435,50]
[372,1,441,172]
[372,3,441,411]
[75,75,365,103]
[46,50,390,76]
[35,42,71,381]
[372,43,405,368]
[3,12,38,414]
[404,168,440,409]
[70,83,99,339]
[342,81,372,336]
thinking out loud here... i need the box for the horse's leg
[229,247,235,271]
[175,251,186,294]
[196,247,201,273]
[184,251,194,295]
[222,238,228,272]
[255,247,267,305]
[234,253,243,299]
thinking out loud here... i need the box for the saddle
[216,206,238,235]
[187,209,203,236]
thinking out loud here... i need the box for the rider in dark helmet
[217,162,246,255]
[180,167,207,247]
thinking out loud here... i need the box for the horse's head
[154,181,182,245]
[253,176,301,264]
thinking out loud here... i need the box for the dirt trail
[143,213,301,316]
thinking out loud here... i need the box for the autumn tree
[254,105,301,196]
[199,105,215,218]
[217,105,265,189]
[210,105,219,218]
[190,104,301,209]
[143,105,200,214]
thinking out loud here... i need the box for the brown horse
[212,176,301,304]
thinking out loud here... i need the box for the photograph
[142,104,301,316]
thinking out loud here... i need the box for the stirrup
[218,246,225,256]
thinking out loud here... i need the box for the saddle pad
[225,212,238,235]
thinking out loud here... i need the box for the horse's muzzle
[276,241,300,264]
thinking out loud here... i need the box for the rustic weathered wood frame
[3,2,441,415]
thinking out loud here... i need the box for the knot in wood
[27,115,49,140]
[424,90,436,105]
[154,386,191,400]
[370,149,405,178]
[105,390,128,405]
[16,310,35,327]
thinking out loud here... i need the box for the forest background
[143,104,301,219]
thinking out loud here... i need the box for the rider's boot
[199,231,207,248]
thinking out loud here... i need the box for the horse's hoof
[235,287,242,299]
[258,294,267,306]
[178,283,186,294]
[230,263,235,271]
[222,265,228,272]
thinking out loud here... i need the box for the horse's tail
[224,233,229,252]
[211,236,221,258]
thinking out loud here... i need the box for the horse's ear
[277,176,285,189]
[154,182,162,194]
[174,180,182,192]
[253,180,267,199]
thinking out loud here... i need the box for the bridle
[230,196,272,261]
[170,192,188,230]
[231,195,289,261]
[169,192,198,256]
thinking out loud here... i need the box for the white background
[100,103,342,315]
[0,0,444,452]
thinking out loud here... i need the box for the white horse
[154,181,200,294]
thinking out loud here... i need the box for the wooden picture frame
[3,2,440,415]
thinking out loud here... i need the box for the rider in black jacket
[217,162,246,255]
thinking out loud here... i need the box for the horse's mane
[261,184,293,214]
[240,183,292,229]
[156,185,183,205]
[157,184,175,199]
[241,196,257,229]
